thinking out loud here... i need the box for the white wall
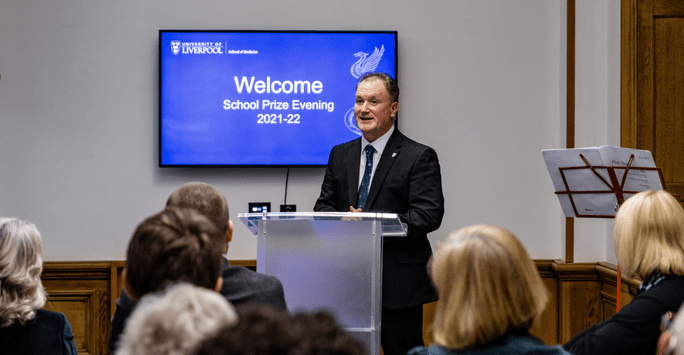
[573,0,621,263]
[0,0,596,262]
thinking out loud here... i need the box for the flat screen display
[159,30,398,167]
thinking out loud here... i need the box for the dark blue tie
[357,144,375,211]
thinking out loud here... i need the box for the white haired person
[117,282,238,355]
[0,218,77,355]
[564,190,684,355]
[409,225,570,355]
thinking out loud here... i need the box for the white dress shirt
[358,125,395,190]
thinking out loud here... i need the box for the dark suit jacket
[563,275,684,355]
[108,257,287,353]
[314,128,444,309]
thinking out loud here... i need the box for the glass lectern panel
[238,212,406,355]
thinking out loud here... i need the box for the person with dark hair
[195,304,297,355]
[165,181,231,251]
[194,303,366,355]
[122,206,225,299]
[314,72,444,355]
[0,217,78,355]
[109,182,287,353]
[110,206,226,353]
[166,182,286,309]
[290,311,367,355]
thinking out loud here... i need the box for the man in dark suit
[314,72,444,355]
[109,182,287,354]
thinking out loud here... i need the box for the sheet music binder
[543,146,666,218]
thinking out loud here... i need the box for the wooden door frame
[565,0,575,263]
[621,0,639,149]
[566,0,643,261]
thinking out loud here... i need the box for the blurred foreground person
[657,300,684,355]
[117,282,237,355]
[565,190,684,355]
[195,303,366,355]
[110,182,286,353]
[0,218,77,355]
[111,206,227,352]
[409,225,569,355]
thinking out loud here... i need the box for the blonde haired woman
[564,190,684,355]
[0,218,77,355]
[409,225,569,355]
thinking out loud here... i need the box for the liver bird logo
[346,44,386,135]
[350,45,385,78]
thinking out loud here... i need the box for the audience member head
[166,181,231,237]
[614,190,684,280]
[429,224,550,350]
[195,303,366,355]
[196,303,297,355]
[0,218,47,327]
[291,310,367,355]
[117,282,237,355]
[124,206,225,300]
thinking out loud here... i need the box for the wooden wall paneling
[555,263,601,343]
[229,259,257,270]
[654,0,684,16]
[41,260,637,353]
[596,263,639,320]
[530,260,560,345]
[598,263,620,319]
[42,262,112,355]
[623,0,684,204]
[111,261,125,314]
[636,0,655,151]
[46,290,105,355]
[598,277,619,320]
[653,15,684,202]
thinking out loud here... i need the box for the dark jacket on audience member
[0,309,78,355]
[563,274,684,355]
[108,256,287,353]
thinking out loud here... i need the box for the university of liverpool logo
[170,41,181,55]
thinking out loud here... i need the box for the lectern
[238,212,407,355]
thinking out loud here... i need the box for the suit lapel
[365,130,403,210]
[347,139,362,208]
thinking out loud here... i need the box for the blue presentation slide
[160,31,397,166]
